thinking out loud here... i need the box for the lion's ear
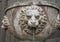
[1,15,10,30]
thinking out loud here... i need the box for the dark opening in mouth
[24,26,44,35]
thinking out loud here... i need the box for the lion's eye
[35,16,40,19]
[27,16,31,19]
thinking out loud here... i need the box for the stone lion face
[14,6,50,37]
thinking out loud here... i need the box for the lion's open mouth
[24,26,44,35]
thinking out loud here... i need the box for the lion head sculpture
[1,1,60,42]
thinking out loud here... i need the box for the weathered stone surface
[1,0,60,42]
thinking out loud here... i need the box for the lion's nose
[31,21,36,24]
[30,16,36,24]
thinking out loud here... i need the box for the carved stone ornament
[1,0,60,42]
